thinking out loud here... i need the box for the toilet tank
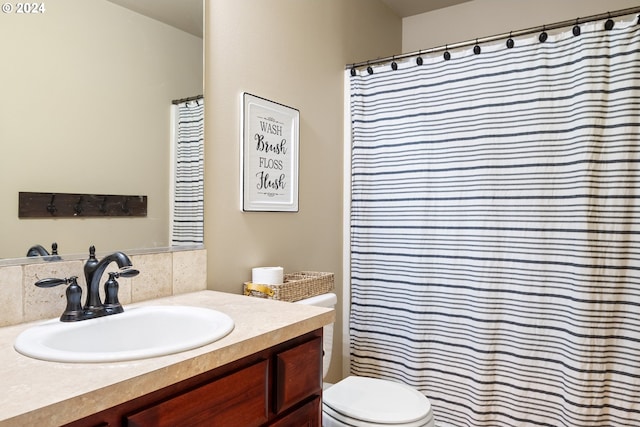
[295,292,337,379]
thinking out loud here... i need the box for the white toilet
[296,293,435,427]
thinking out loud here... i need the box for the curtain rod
[347,6,640,70]
[172,94,204,105]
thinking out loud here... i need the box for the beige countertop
[0,290,334,427]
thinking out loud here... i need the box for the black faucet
[82,246,139,317]
[34,246,139,322]
[26,244,49,257]
[26,242,61,261]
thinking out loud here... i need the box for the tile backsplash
[0,249,207,327]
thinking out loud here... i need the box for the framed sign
[241,93,299,212]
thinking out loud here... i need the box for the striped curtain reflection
[349,15,640,427]
[171,97,204,246]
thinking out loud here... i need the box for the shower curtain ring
[605,12,614,30]
[539,26,548,43]
[573,18,581,36]
[443,45,451,61]
[416,50,423,66]
[506,31,515,48]
[367,62,374,75]
[391,56,398,71]
[473,39,481,55]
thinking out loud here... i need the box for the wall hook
[100,196,108,214]
[121,197,130,214]
[74,196,84,216]
[47,194,57,215]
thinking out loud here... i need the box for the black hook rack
[19,192,147,218]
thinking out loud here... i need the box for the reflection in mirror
[0,0,203,260]
[171,96,204,246]
[26,242,61,261]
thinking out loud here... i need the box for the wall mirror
[0,0,203,260]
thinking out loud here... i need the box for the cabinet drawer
[126,359,269,427]
[271,396,321,427]
[274,337,322,414]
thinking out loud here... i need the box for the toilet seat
[322,376,434,427]
[323,404,433,427]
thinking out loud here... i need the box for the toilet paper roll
[252,266,284,285]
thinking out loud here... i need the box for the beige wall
[403,0,640,53]
[0,0,202,259]
[204,0,401,383]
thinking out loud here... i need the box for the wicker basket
[243,271,334,302]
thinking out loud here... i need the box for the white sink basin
[14,306,235,363]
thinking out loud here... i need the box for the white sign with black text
[241,93,299,212]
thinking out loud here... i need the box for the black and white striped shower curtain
[349,14,640,427]
[171,98,204,246]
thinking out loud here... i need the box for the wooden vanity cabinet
[63,329,323,427]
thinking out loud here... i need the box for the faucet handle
[35,277,72,288]
[34,276,83,322]
[104,272,124,315]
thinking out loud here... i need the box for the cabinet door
[270,396,321,427]
[274,337,322,414]
[126,359,269,427]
